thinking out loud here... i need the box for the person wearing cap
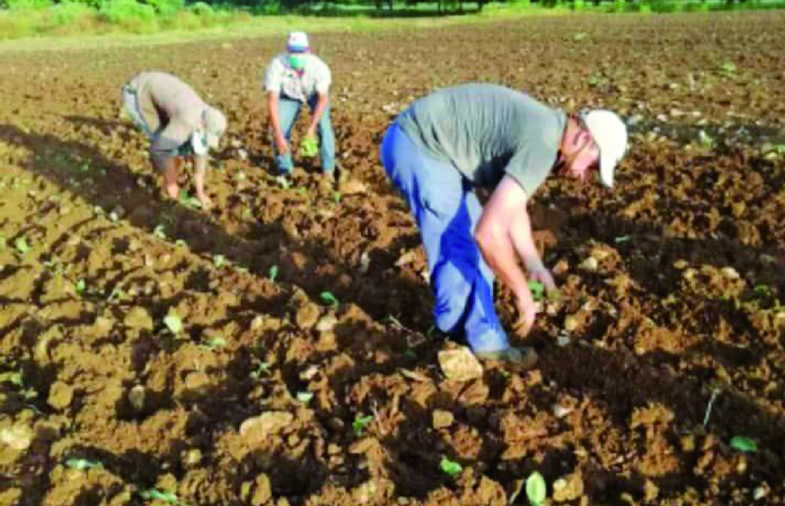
[380,83,628,368]
[122,71,227,209]
[263,31,335,176]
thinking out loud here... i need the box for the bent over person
[263,32,335,176]
[380,83,628,368]
[122,71,227,209]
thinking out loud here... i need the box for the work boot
[475,346,538,372]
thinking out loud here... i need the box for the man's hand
[275,133,289,155]
[513,286,539,337]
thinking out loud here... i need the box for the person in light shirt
[263,31,335,176]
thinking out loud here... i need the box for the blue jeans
[275,94,335,174]
[380,121,509,353]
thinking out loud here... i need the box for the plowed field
[2,10,785,506]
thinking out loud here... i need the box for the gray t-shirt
[397,83,566,195]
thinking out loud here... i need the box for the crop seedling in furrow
[352,414,373,436]
[65,458,103,470]
[320,291,339,308]
[250,361,271,379]
[439,457,462,478]
[153,224,167,240]
[296,391,314,403]
[139,488,189,505]
[528,280,545,302]
[268,264,279,281]
[526,471,547,506]
[213,255,226,268]
[163,312,183,335]
[75,279,86,296]
[14,237,30,254]
[729,436,757,453]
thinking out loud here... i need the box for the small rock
[184,371,210,393]
[438,347,483,381]
[299,365,319,381]
[754,484,769,500]
[0,424,33,451]
[721,267,740,280]
[432,409,454,429]
[240,412,294,444]
[315,314,337,333]
[552,471,584,502]
[47,381,73,410]
[579,257,598,272]
[341,179,367,195]
[295,303,320,330]
[128,385,146,411]
[552,404,573,418]
[182,448,202,467]
[564,314,580,332]
[351,480,378,504]
[251,473,272,505]
[556,335,571,347]
[123,306,153,331]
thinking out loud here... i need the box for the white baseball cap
[287,31,309,53]
[582,109,628,188]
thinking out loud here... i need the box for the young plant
[332,191,342,204]
[352,414,373,436]
[528,280,545,302]
[139,489,185,505]
[439,457,462,478]
[320,291,340,308]
[74,279,86,296]
[14,237,31,254]
[296,391,314,403]
[163,312,183,335]
[250,361,271,379]
[213,255,226,268]
[201,337,226,350]
[526,471,547,506]
[153,224,167,240]
[65,458,103,471]
[268,264,279,282]
[729,436,758,453]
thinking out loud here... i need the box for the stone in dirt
[295,303,321,330]
[432,409,454,429]
[240,412,294,445]
[250,473,272,505]
[0,423,33,452]
[123,306,153,331]
[47,381,73,410]
[552,471,584,502]
[438,347,484,381]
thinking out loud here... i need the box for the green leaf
[139,488,180,503]
[153,224,167,239]
[65,458,103,470]
[352,414,373,436]
[163,313,183,334]
[439,457,462,478]
[528,280,545,301]
[614,235,631,243]
[204,337,226,349]
[296,391,314,403]
[14,237,30,254]
[320,291,340,307]
[268,264,279,282]
[213,255,226,268]
[526,471,547,506]
[75,279,86,295]
[729,436,758,453]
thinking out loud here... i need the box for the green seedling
[614,235,632,243]
[268,265,279,282]
[526,471,547,506]
[75,279,86,295]
[243,208,252,218]
[14,237,31,254]
[332,191,342,204]
[65,458,103,471]
[202,337,226,350]
[250,361,271,379]
[572,32,588,41]
[139,488,186,505]
[163,312,183,334]
[299,136,318,158]
[729,436,758,453]
[352,414,373,436]
[439,457,462,478]
[320,291,340,307]
[153,224,167,240]
[213,255,226,268]
[296,391,314,403]
[178,189,202,209]
[528,280,545,302]
[719,61,737,75]
[754,284,773,298]
[175,239,187,248]
[698,130,715,149]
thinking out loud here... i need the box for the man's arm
[193,155,212,209]
[306,91,329,137]
[266,91,288,154]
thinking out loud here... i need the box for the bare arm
[266,91,288,154]
[474,175,538,334]
[306,92,329,136]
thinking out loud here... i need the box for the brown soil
[2,11,785,506]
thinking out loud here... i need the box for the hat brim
[287,46,309,53]
[598,153,615,188]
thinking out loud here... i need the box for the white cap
[583,109,628,187]
[287,31,309,53]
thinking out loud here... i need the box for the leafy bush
[144,0,184,16]
[98,0,156,24]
